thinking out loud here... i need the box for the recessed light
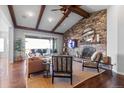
[27,11,34,17]
[48,17,53,23]
[22,11,34,19]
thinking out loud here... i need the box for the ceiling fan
[51,5,71,15]
[51,5,82,15]
[51,5,89,18]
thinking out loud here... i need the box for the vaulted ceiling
[8,5,109,35]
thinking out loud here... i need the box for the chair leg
[52,76,54,84]
[82,63,84,71]
[52,72,54,84]
[97,68,99,73]
[82,66,84,71]
[110,65,113,76]
[70,75,72,85]
[28,74,30,78]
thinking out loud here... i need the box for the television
[68,39,77,48]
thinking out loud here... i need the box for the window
[25,38,50,49]
[25,37,58,56]
[0,38,4,52]
[25,38,52,56]
[52,38,57,53]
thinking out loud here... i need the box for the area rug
[26,62,104,88]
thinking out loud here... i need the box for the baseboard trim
[117,72,124,75]
[111,69,124,75]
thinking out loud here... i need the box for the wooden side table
[100,56,113,76]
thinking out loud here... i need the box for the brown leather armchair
[27,57,45,78]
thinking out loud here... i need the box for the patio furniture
[52,55,73,84]
[82,52,103,72]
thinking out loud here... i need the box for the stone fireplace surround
[63,9,107,59]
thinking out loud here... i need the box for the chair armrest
[82,58,91,63]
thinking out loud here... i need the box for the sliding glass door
[25,37,57,57]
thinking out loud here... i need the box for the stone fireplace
[63,9,107,57]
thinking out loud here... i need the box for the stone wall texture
[63,10,107,56]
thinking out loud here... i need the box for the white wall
[0,5,14,63]
[14,29,63,58]
[107,6,119,72]
[107,5,124,74]
[117,6,124,74]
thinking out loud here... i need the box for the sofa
[27,57,45,78]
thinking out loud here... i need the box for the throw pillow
[91,51,98,61]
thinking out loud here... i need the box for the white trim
[112,69,124,75]
[112,68,117,73]
[117,71,124,75]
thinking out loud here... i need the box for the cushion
[91,51,98,61]
[95,52,103,62]
[29,57,43,62]
[83,62,97,67]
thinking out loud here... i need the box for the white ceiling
[13,5,41,28]
[80,5,110,13]
[55,12,82,33]
[38,5,63,31]
[13,5,110,33]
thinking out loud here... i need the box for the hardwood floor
[0,61,26,88]
[74,70,124,88]
[0,61,124,88]
[27,61,102,88]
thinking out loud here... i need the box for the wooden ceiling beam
[52,5,89,32]
[61,5,90,18]
[8,5,63,35]
[8,5,17,27]
[36,5,46,29]
[52,8,71,32]
[15,25,63,35]
[70,6,90,18]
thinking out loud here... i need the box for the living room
[0,4,124,89]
